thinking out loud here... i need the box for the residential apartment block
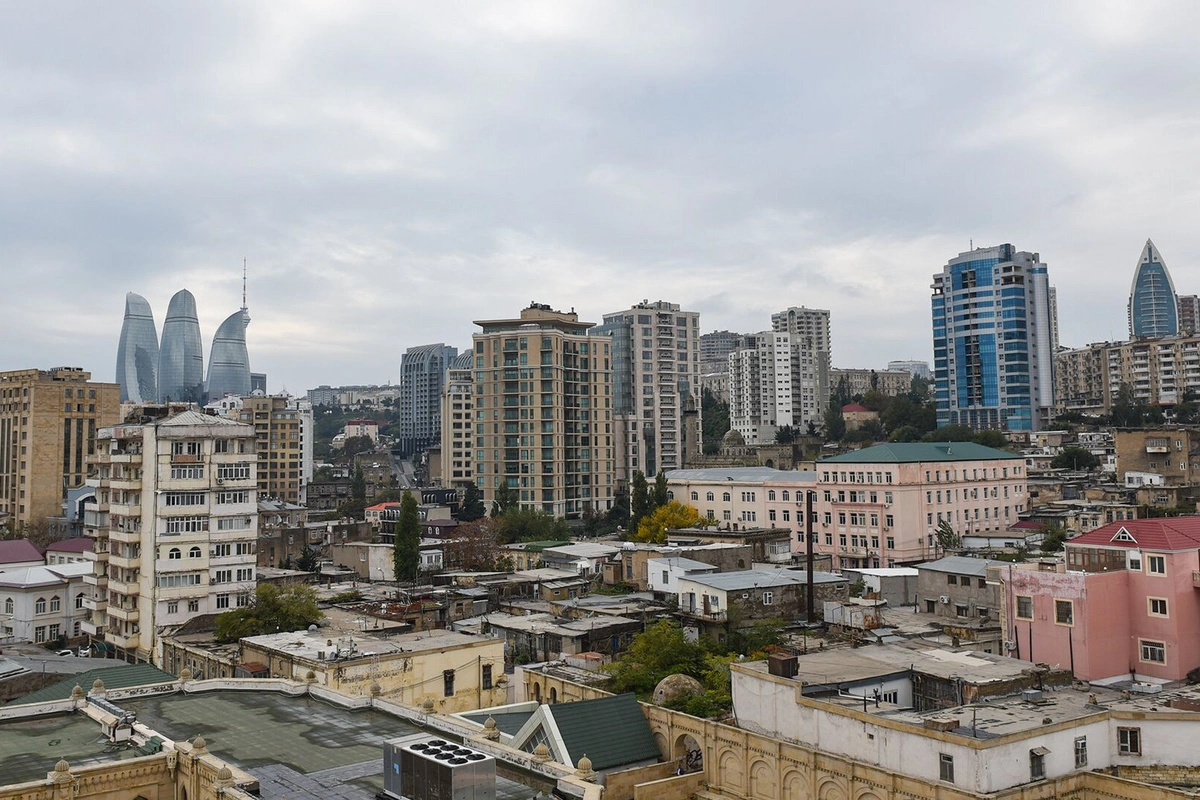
[472,303,615,519]
[439,351,475,488]
[1179,294,1200,335]
[728,328,826,445]
[932,244,1055,431]
[887,359,931,380]
[1114,428,1200,488]
[1056,335,1200,414]
[397,343,458,457]
[235,395,312,505]
[1003,517,1200,682]
[594,300,701,477]
[817,443,1027,569]
[699,329,747,374]
[82,409,259,663]
[830,367,913,397]
[0,367,120,528]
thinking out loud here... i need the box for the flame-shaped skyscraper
[115,292,160,403]
[158,289,205,403]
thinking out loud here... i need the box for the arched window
[35,597,46,614]
[782,490,790,501]
[768,490,776,501]
[723,492,731,502]
[691,492,698,501]
[667,491,674,500]
[706,492,714,501]
[168,548,182,560]
[3,597,12,614]
[75,592,85,610]
[189,546,202,559]
[49,596,61,612]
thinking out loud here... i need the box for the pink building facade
[1003,517,1200,682]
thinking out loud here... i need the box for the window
[236,568,253,581]
[236,593,251,607]
[166,516,207,534]
[1147,555,1166,575]
[3,598,11,614]
[955,605,967,617]
[167,601,179,614]
[35,626,47,643]
[188,546,201,558]
[1030,748,1046,781]
[170,465,204,480]
[947,575,957,585]
[75,593,85,609]
[443,668,455,697]
[1149,598,1168,616]
[48,624,60,642]
[157,573,203,588]
[939,753,954,783]
[1140,640,1166,664]
[216,490,250,505]
[1055,599,1074,625]
[1118,727,1141,755]
[926,599,937,613]
[706,492,714,501]
[691,492,698,501]
[214,569,232,584]
[482,664,493,690]
[1017,596,1033,619]
[216,594,230,609]
[213,543,232,557]
[1074,736,1088,768]
[165,492,206,506]
[722,492,730,502]
[188,600,199,613]
[168,548,182,560]
[662,571,669,584]
[49,596,60,612]
[977,578,987,588]
[35,597,46,614]
[216,463,251,480]
[216,517,252,531]
[762,592,774,606]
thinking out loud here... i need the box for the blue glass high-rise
[931,244,1054,432]
[115,292,159,403]
[205,308,252,402]
[1128,239,1178,338]
[158,289,205,403]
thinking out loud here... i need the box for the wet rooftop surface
[0,712,140,785]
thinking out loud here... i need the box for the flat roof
[681,569,845,591]
[0,711,142,784]
[240,628,489,660]
[646,556,717,572]
[665,467,817,483]
[916,556,1007,577]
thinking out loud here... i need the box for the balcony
[679,605,726,622]
[109,553,140,570]
[82,595,107,612]
[105,628,141,649]
[82,572,108,589]
[171,453,204,464]
[107,604,140,623]
[80,620,102,637]
[108,577,139,595]
[1193,571,1200,587]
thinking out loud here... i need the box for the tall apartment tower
[82,409,258,664]
[770,306,832,423]
[699,330,746,374]
[0,368,120,528]
[472,303,614,519]
[1128,239,1179,339]
[439,352,475,488]
[397,344,459,458]
[727,329,826,445]
[237,395,312,505]
[596,301,700,478]
[932,244,1054,432]
[1179,295,1200,335]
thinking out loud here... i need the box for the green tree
[490,483,517,517]
[604,621,707,694]
[634,501,704,544]
[393,490,421,583]
[630,471,651,534]
[459,484,486,521]
[971,429,1009,449]
[832,376,853,407]
[652,471,670,509]
[775,425,797,444]
[923,424,975,442]
[1110,383,1143,427]
[701,389,731,455]
[492,507,570,544]
[1040,523,1068,553]
[823,402,846,442]
[296,544,320,573]
[935,518,960,553]
[351,465,366,501]
[341,435,376,459]
[607,483,631,528]
[889,425,923,443]
[1050,446,1098,471]
[214,583,323,643]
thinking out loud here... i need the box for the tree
[923,424,975,443]
[604,621,707,694]
[213,583,323,643]
[490,483,517,518]
[443,518,500,571]
[634,501,704,544]
[652,471,670,509]
[935,518,960,553]
[630,471,651,534]
[607,483,631,528]
[1110,382,1143,428]
[393,490,421,583]
[1040,523,1068,553]
[1051,446,1100,471]
[832,376,853,407]
[296,544,320,573]
[351,465,366,501]
[492,507,570,544]
[971,429,1008,449]
[459,484,486,521]
[775,425,797,444]
[823,402,846,442]
[701,389,730,455]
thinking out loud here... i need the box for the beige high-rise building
[0,367,120,529]
[82,409,258,663]
[1056,334,1200,414]
[472,303,614,519]
[439,351,475,488]
[237,395,311,505]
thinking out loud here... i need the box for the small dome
[192,736,207,751]
[653,674,704,706]
[54,758,71,773]
[483,716,497,730]
[722,429,745,447]
[369,682,382,695]
[179,667,193,680]
[577,755,592,772]
[533,742,550,760]
[217,766,233,781]
[70,685,84,699]
[91,678,105,692]
[422,697,436,712]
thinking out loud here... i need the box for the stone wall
[1107,765,1200,788]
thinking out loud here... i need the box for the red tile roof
[46,538,93,553]
[0,539,45,564]
[366,502,402,512]
[1067,517,1200,552]
[841,403,872,413]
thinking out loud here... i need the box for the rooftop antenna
[242,258,248,311]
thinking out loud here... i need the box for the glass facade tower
[205,308,252,401]
[115,292,159,403]
[158,289,205,403]
[396,343,458,457]
[1128,239,1179,338]
[931,244,1054,432]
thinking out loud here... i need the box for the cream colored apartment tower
[82,409,258,664]
[440,352,475,487]
[0,368,120,529]
[237,395,310,504]
[472,304,614,519]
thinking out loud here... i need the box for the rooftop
[819,442,1019,464]
[916,555,1008,577]
[680,569,845,591]
[0,539,44,565]
[0,561,93,589]
[646,556,718,572]
[45,538,93,554]
[1067,516,1200,552]
[240,628,491,661]
[665,467,817,483]
[7,663,176,706]
[541,542,621,559]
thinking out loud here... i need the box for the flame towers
[115,292,160,403]
[205,307,252,400]
[158,289,206,403]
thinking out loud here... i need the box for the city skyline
[4,5,1200,392]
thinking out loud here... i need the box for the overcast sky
[5,2,1200,394]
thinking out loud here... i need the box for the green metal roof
[549,692,659,771]
[819,442,1016,464]
[461,709,535,736]
[7,663,176,706]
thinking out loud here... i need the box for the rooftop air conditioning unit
[939,595,950,604]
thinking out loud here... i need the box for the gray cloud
[3,2,1200,391]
